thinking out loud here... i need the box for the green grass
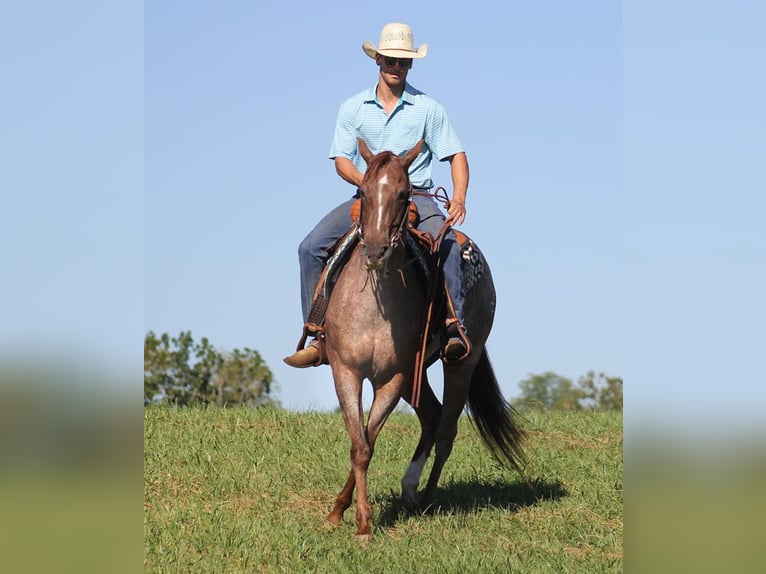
[144,406,622,573]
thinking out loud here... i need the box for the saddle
[295,198,484,374]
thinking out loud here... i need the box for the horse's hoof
[402,492,419,512]
[354,532,372,543]
[326,512,343,527]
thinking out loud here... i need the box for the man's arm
[334,156,364,188]
[446,152,469,226]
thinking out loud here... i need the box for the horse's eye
[357,190,365,199]
[397,191,409,202]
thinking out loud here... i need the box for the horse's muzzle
[362,243,390,271]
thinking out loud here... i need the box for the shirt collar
[365,82,416,106]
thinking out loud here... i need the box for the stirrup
[441,319,471,364]
[287,325,328,368]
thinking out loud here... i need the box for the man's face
[376,54,412,83]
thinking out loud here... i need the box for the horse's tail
[466,350,527,474]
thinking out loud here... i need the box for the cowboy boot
[283,339,322,368]
[442,320,471,363]
[285,265,332,369]
[441,274,472,364]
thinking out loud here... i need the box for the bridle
[357,183,413,259]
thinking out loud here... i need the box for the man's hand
[446,198,466,226]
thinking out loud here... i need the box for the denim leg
[412,195,466,325]
[298,197,356,321]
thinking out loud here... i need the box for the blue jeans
[297,192,466,326]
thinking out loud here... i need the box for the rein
[410,186,454,408]
[412,186,454,247]
[356,181,456,408]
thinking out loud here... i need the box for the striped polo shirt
[328,82,464,189]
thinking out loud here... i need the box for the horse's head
[356,138,424,271]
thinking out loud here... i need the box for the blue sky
[625,0,765,432]
[1,2,143,373]
[144,1,621,412]
[2,1,763,431]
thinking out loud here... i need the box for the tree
[144,331,276,407]
[516,371,585,411]
[576,371,623,410]
[597,373,623,411]
[144,331,196,405]
[211,348,274,407]
[516,370,623,411]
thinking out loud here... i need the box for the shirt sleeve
[328,99,358,160]
[424,101,464,161]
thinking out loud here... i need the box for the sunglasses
[382,56,413,69]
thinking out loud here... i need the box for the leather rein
[356,183,456,409]
[410,186,454,408]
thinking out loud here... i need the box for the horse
[323,138,526,539]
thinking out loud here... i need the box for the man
[284,22,471,368]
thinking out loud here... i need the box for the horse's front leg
[327,470,355,526]
[330,365,373,538]
[350,431,373,538]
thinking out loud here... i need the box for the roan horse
[323,138,526,539]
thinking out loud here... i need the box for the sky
[143,0,622,413]
[2,1,764,432]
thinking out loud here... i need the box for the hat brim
[362,41,428,60]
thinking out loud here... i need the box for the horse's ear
[357,138,374,165]
[402,139,424,169]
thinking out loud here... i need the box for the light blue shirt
[328,83,464,188]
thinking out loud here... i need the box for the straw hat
[362,23,428,60]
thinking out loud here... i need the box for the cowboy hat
[362,23,428,60]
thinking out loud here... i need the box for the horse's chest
[327,269,422,345]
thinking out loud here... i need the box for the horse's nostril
[364,244,389,270]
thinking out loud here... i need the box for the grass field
[144,406,622,573]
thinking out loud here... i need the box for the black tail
[466,350,527,473]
